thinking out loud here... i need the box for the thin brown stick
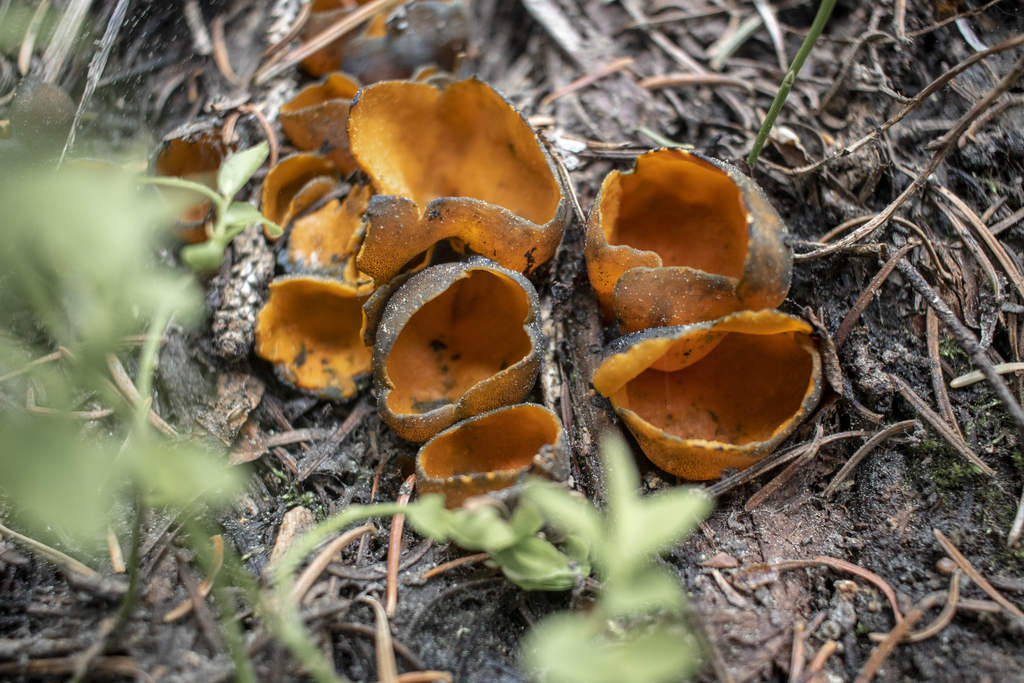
[105,353,179,439]
[933,529,1024,618]
[387,475,416,617]
[896,258,1024,451]
[163,535,224,621]
[937,185,1024,302]
[253,0,402,84]
[210,16,243,86]
[289,524,374,604]
[264,0,313,58]
[989,206,1024,236]
[800,50,1024,260]
[769,557,903,623]
[824,420,919,497]
[238,104,279,167]
[790,621,806,681]
[869,570,960,643]
[541,57,634,108]
[835,242,918,348]
[889,374,994,476]
[803,639,837,681]
[790,33,1024,178]
[706,431,871,497]
[0,521,96,577]
[363,595,399,683]
[927,308,963,437]
[745,425,824,510]
[419,553,491,581]
[907,0,1005,37]
[937,204,1002,305]
[640,72,755,94]
[853,595,936,683]
[0,350,62,384]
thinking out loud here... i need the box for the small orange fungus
[279,73,362,173]
[153,132,232,243]
[592,310,822,480]
[286,183,373,279]
[585,148,791,333]
[261,153,339,238]
[417,404,568,509]
[300,0,374,76]
[350,78,568,286]
[255,275,372,400]
[343,1,469,84]
[373,258,543,442]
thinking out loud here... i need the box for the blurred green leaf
[224,201,269,229]
[613,487,710,580]
[217,143,268,200]
[524,613,699,683]
[600,567,685,618]
[181,239,227,272]
[121,441,244,510]
[524,484,602,554]
[490,535,577,591]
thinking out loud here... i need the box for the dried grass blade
[889,374,994,476]
[824,420,919,497]
[933,529,1024,618]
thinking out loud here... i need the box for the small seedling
[141,142,283,271]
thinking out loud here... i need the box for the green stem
[746,0,837,169]
[139,176,230,239]
[113,497,145,642]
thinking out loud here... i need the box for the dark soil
[3,0,1024,682]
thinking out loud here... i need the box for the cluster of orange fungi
[157,4,822,502]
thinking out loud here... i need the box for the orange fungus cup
[592,310,822,480]
[416,404,568,509]
[279,73,362,174]
[255,275,372,400]
[585,148,791,333]
[372,257,543,442]
[349,77,569,287]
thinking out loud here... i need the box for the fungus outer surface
[417,403,566,508]
[255,275,372,400]
[585,148,791,329]
[279,73,361,174]
[374,258,543,442]
[350,78,568,285]
[261,154,339,235]
[594,310,822,480]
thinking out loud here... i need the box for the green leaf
[510,498,546,539]
[524,613,699,683]
[614,487,711,578]
[444,506,519,551]
[223,201,267,228]
[490,536,576,591]
[600,567,685,618]
[403,495,452,541]
[122,441,243,510]
[181,240,227,272]
[217,142,268,199]
[524,483,602,555]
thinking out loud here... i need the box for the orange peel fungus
[417,404,568,509]
[350,77,569,287]
[255,275,373,400]
[279,73,362,174]
[153,132,233,243]
[585,148,791,333]
[261,153,340,239]
[373,257,543,442]
[592,310,822,480]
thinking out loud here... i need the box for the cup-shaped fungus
[255,275,372,400]
[592,310,822,480]
[299,0,374,76]
[350,78,569,287]
[586,148,791,333]
[373,257,543,442]
[153,130,233,243]
[286,184,373,280]
[417,404,568,508]
[343,1,469,84]
[261,153,340,238]
[279,73,361,174]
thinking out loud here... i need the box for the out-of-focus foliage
[0,163,241,549]
[522,435,711,683]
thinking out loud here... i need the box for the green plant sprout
[140,141,283,271]
[746,0,837,169]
